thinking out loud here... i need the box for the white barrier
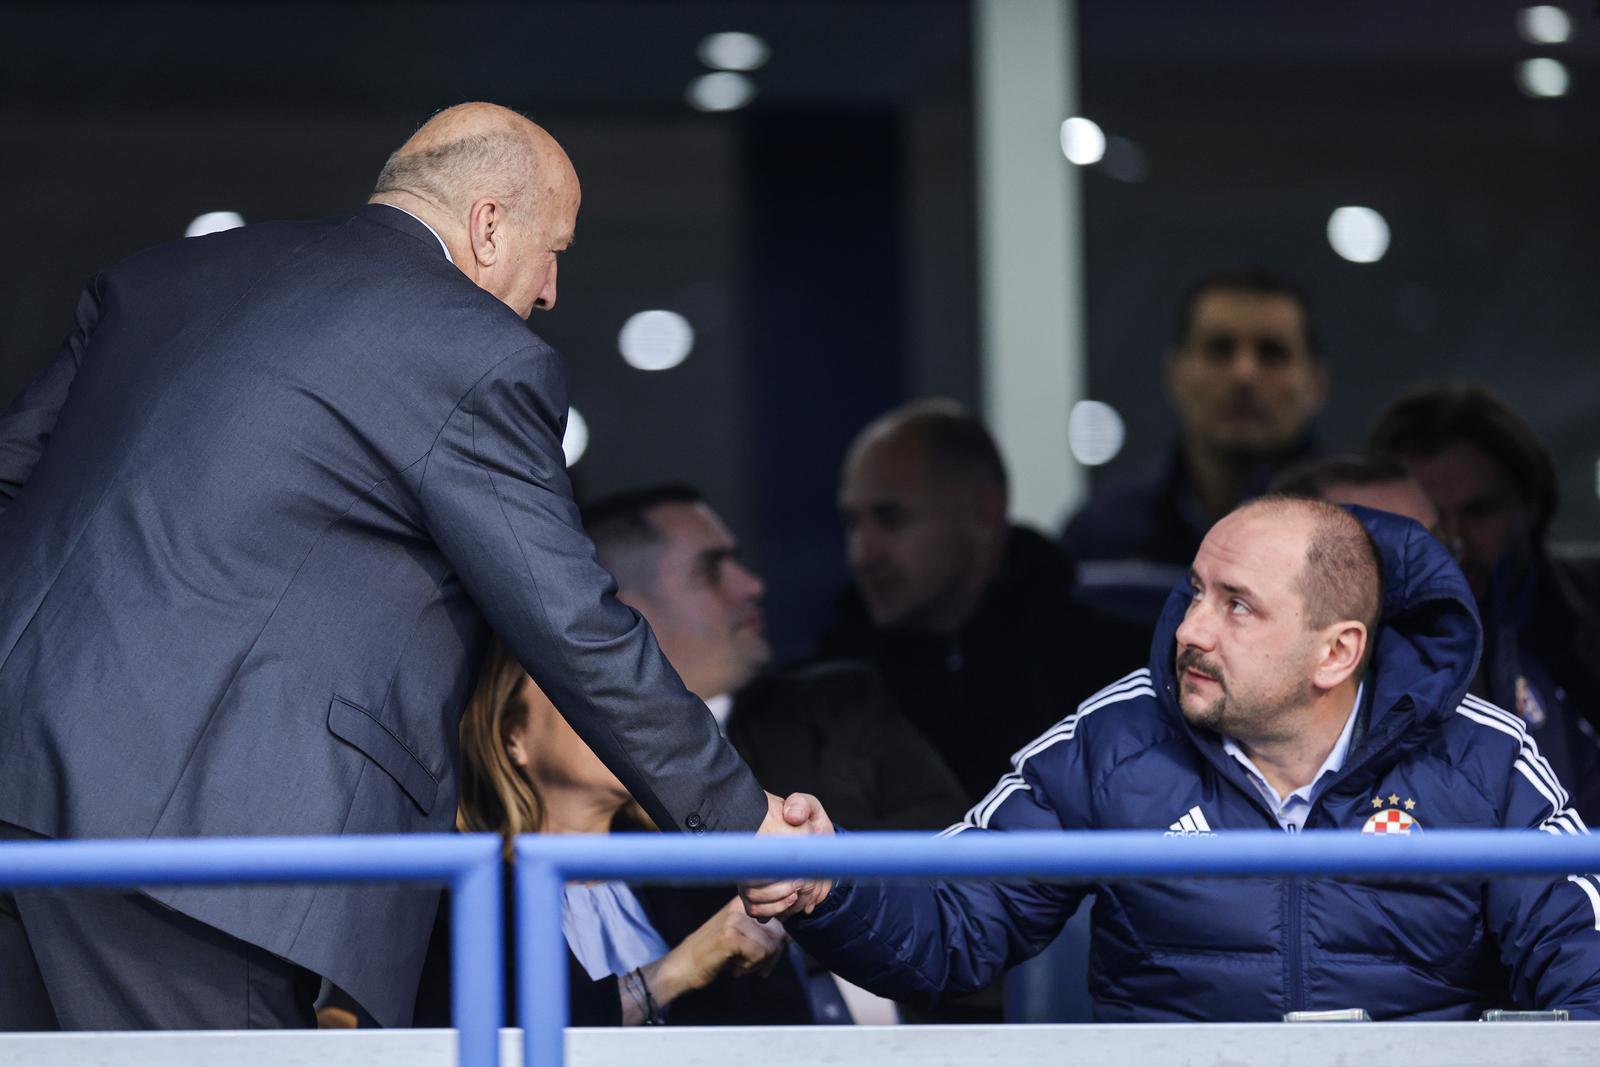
[1,1023,1594,1067]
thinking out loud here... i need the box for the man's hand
[744,791,835,920]
[757,790,834,837]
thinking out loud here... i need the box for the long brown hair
[456,635,545,853]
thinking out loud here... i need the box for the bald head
[846,399,1009,499]
[371,103,580,317]
[1237,495,1382,636]
[838,399,1010,633]
[1176,496,1381,756]
[374,103,563,217]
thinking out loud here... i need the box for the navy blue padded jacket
[790,508,1600,1021]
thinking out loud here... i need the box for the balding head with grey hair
[369,102,580,318]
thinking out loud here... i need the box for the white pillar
[973,0,1085,529]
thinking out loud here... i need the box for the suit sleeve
[1485,746,1600,1016]
[417,344,767,835]
[0,276,103,514]
[788,708,1095,1007]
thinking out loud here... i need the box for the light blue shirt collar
[1222,681,1363,832]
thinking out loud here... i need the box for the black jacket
[727,663,968,831]
[819,526,1147,801]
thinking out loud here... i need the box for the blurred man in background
[587,483,966,1026]
[587,484,967,833]
[1061,269,1326,625]
[1270,452,1439,531]
[821,399,1143,801]
[1370,383,1600,821]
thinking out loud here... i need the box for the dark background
[2,1,1595,658]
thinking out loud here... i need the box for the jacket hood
[1148,505,1482,746]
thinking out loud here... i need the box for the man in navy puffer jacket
[770,497,1600,1020]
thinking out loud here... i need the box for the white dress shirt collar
[1222,681,1364,832]
[383,205,453,264]
[704,693,734,735]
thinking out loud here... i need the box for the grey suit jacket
[0,205,766,1025]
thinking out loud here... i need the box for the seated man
[584,484,968,833]
[762,497,1600,1021]
[822,399,1146,800]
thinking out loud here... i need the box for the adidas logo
[1164,805,1216,837]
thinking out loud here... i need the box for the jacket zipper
[1285,876,1304,1014]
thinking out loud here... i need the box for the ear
[467,197,505,268]
[1312,621,1366,691]
[504,720,531,770]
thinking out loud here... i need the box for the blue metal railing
[7,829,1600,1067]
[0,833,503,1065]
[513,830,1600,1067]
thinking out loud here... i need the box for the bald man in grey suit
[0,103,823,1030]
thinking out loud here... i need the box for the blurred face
[1168,291,1326,459]
[504,674,628,802]
[1174,509,1321,742]
[1402,441,1529,602]
[624,502,770,700]
[839,433,989,632]
[1320,478,1439,532]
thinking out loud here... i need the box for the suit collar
[359,203,453,261]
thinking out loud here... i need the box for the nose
[1228,350,1263,386]
[534,261,559,311]
[728,560,765,601]
[1174,599,1214,653]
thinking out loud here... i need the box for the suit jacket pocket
[327,695,439,815]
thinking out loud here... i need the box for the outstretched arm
[754,671,1127,1007]
[419,344,766,836]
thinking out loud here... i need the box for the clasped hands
[744,791,835,921]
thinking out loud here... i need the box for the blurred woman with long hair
[433,635,811,1026]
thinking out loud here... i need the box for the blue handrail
[7,829,1600,1067]
[0,833,503,1065]
[513,829,1600,1067]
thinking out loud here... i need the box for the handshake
[744,791,836,921]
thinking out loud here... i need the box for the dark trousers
[0,821,319,1031]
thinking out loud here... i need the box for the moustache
[1176,648,1224,686]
